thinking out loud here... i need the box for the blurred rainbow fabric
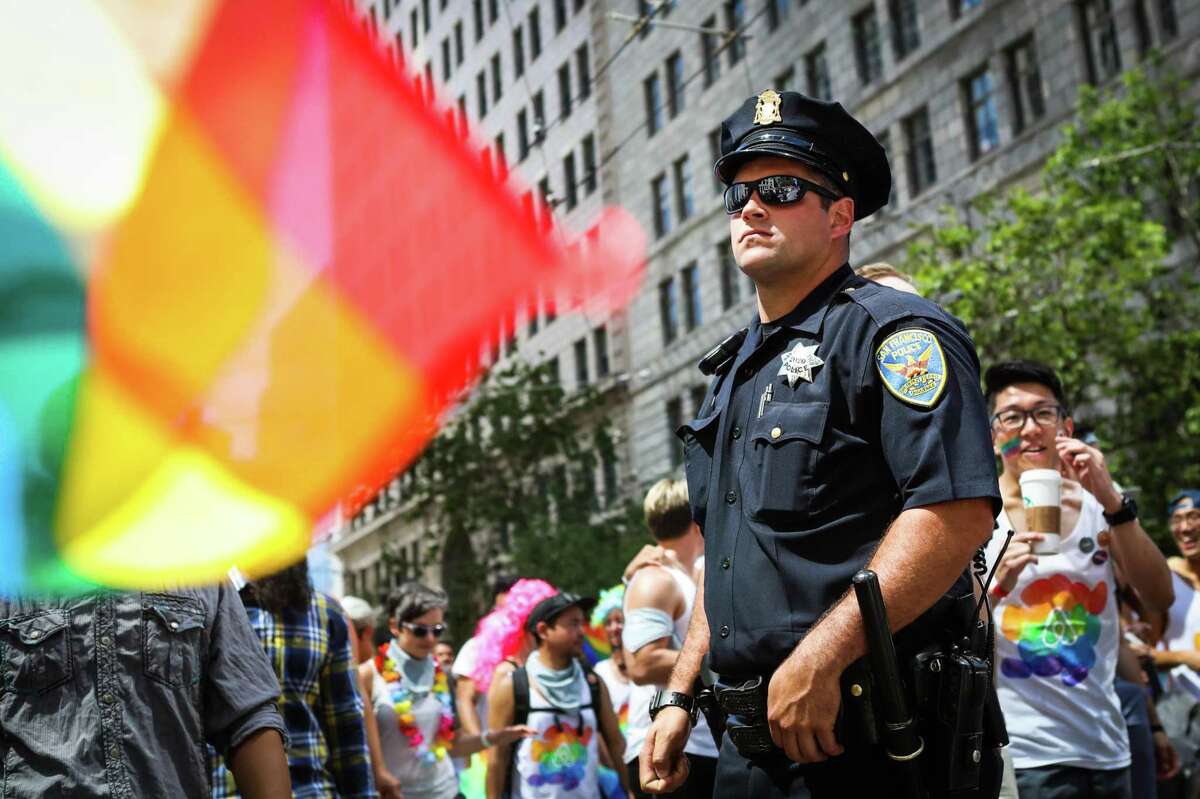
[0,1,643,594]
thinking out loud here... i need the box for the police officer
[637,90,1003,797]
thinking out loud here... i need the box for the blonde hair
[855,262,914,285]
[643,478,693,541]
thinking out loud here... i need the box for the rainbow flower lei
[376,642,455,764]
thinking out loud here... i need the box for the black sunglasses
[402,622,447,639]
[723,174,842,215]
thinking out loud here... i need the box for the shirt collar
[746,262,855,343]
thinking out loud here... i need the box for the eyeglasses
[402,622,446,639]
[991,405,1065,432]
[723,174,842,215]
[1170,510,1200,529]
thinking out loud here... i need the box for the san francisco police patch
[875,329,948,408]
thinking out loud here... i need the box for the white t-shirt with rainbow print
[984,490,1130,771]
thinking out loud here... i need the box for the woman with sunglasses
[361,582,535,799]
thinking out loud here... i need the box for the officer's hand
[639,706,691,793]
[1154,729,1182,780]
[767,648,844,764]
[994,531,1043,595]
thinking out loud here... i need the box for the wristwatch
[1103,493,1138,527]
[649,690,699,727]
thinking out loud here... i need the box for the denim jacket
[0,583,286,798]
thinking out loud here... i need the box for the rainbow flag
[0,1,643,593]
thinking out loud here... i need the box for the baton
[852,569,925,798]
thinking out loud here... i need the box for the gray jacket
[0,583,286,798]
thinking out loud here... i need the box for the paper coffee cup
[1020,468,1062,553]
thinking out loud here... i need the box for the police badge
[753,89,783,126]
[875,329,948,408]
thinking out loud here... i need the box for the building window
[513,28,525,78]
[547,356,560,384]
[701,15,722,88]
[637,0,654,38]
[724,0,746,66]
[659,277,679,345]
[889,0,920,60]
[410,8,420,49]
[717,242,741,310]
[532,91,545,143]
[488,0,499,25]
[602,450,618,505]
[422,0,431,32]
[537,175,552,207]
[651,173,671,238]
[673,155,695,222]
[574,338,589,385]
[528,296,540,336]
[490,53,503,101]
[853,7,883,85]
[903,106,937,197]
[563,152,578,209]
[476,71,488,118]
[1006,35,1045,134]
[644,72,664,136]
[472,0,483,41]
[708,127,723,194]
[529,7,543,60]
[494,133,506,170]
[581,134,598,195]
[518,109,530,160]
[554,0,568,32]
[682,262,702,330]
[666,397,684,466]
[805,42,831,99]
[963,67,1000,160]
[558,62,573,119]
[576,44,592,99]
[950,0,983,19]
[1079,0,1122,84]
[666,51,686,118]
[593,326,610,377]
[441,38,452,81]
[1158,0,1178,39]
[766,0,790,32]
[454,22,464,64]
[774,65,795,92]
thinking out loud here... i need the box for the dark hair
[387,581,449,624]
[491,573,519,599]
[240,560,312,614]
[983,360,1069,414]
[372,612,392,649]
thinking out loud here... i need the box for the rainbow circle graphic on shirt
[999,574,1107,687]
[617,700,629,735]
[528,720,593,791]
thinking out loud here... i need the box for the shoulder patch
[875,329,948,408]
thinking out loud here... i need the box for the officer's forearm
[666,579,708,695]
[792,499,993,672]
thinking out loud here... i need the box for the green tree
[401,358,646,637]
[903,58,1199,543]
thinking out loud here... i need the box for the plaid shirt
[212,592,376,798]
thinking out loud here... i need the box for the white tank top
[1161,571,1200,698]
[369,662,459,799]
[623,562,720,764]
[512,666,599,798]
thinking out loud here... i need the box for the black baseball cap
[714,89,891,220]
[525,592,596,632]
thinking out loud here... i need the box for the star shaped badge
[779,342,824,387]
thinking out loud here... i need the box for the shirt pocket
[142,594,206,689]
[680,412,720,529]
[749,401,828,518]
[1,610,73,695]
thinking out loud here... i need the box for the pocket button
[719,626,730,639]
[770,426,782,439]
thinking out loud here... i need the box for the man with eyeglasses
[981,359,1172,799]
[639,89,1005,798]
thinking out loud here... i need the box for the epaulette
[698,328,748,376]
[841,278,938,328]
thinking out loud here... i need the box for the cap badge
[779,341,823,387]
[753,89,783,126]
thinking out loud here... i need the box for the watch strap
[650,690,699,726]
[1104,494,1138,526]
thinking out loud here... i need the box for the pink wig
[469,578,557,692]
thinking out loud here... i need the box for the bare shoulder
[626,565,683,612]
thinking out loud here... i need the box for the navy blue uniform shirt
[680,264,1000,678]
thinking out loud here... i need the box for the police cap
[714,89,891,220]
